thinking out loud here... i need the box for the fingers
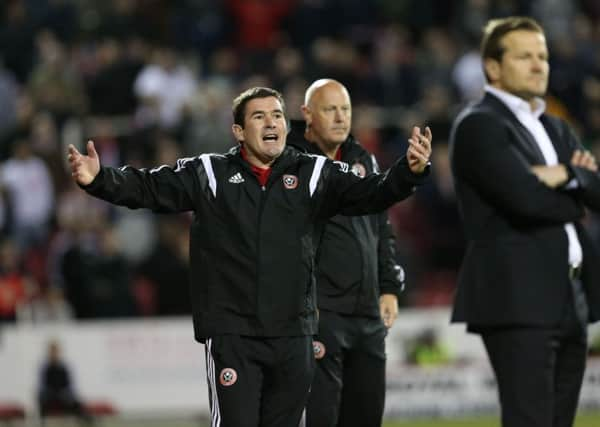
[408,141,429,162]
[410,126,420,141]
[67,144,80,159]
[67,144,86,180]
[581,151,597,172]
[381,306,398,328]
[424,126,432,143]
[380,295,399,328]
[571,149,598,172]
[86,140,98,159]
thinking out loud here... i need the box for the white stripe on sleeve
[309,156,326,197]
[200,154,218,197]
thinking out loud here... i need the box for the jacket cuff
[79,166,105,193]
[396,156,431,185]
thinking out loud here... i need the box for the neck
[528,99,538,112]
[240,145,275,169]
[305,130,341,160]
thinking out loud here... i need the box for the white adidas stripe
[200,154,217,197]
[205,339,221,426]
[309,156,326,197]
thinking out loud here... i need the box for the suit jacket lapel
[541,115,571,164]
[481,94,546,164]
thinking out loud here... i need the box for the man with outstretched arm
[68,86,432,427]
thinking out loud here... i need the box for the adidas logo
[228,173,244,184]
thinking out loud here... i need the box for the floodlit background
[0,0,600,425]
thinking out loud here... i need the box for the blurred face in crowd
[232,96,287,168]
[485,30,549,103]
[302,80,352,155]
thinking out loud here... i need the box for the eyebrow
[250,109,284,117]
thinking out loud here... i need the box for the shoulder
[454,100,503,125]
[452,102,508,139]
[541,113,569,133]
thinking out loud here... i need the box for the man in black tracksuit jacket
[289,80,412,427]
[67,87,432,427]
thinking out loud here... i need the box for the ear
[301,105,311,126]
[232,124,244,142]
[484,58,501,83]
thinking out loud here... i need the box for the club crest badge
[219,368,238,386]
[351,162,366,178]
[313,341,326,359]
[283,174,298,189]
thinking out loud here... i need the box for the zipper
[256,178,269,314]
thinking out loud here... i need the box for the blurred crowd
[0,0,599,323]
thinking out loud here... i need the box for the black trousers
[305,311,387,427]
[205,335,315,427]
[479,292,588,427]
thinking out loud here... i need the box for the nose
[531,57,546,72]
[334,108,343,122]
[265,115,276,128]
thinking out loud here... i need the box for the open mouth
[263,134,279,142]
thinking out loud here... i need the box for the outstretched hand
[407,126,432,174]
[67,141,100,186]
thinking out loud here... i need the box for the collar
[484,84,546,119]
[240,145,272,187]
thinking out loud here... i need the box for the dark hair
[232,87,286,127]
[481,16,545,81]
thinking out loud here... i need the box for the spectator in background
[133,43,198,130]
[136,216,191,316]
[225,0,295,53]
[60,223,136,319]
[0,237,36,322]
[406,328,450,367]
[0,0,36,84]
[38,339,92,425]
[28,30,87,123]
[0,92,35,161]
[86,37,144,116]
[0,60,19,136]
[450,17,600,426]
[46,181,109,318]
[0,138,54,251]
[287,79,410,427]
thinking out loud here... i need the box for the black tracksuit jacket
[83,145,426,341]
[288,122,405,317]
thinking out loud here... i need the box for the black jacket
[83,145,427,341]
[450,93,600,327]
[288,121,405,317]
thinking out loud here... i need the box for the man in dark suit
[450,16,600,427]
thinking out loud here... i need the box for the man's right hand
[531,164,569,188]
[67,141,100,186]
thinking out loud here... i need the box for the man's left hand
[379,294,399,329]
[407,126,432,174]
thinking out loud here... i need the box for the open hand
[67,141,100,186]
[407,126,432,174]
